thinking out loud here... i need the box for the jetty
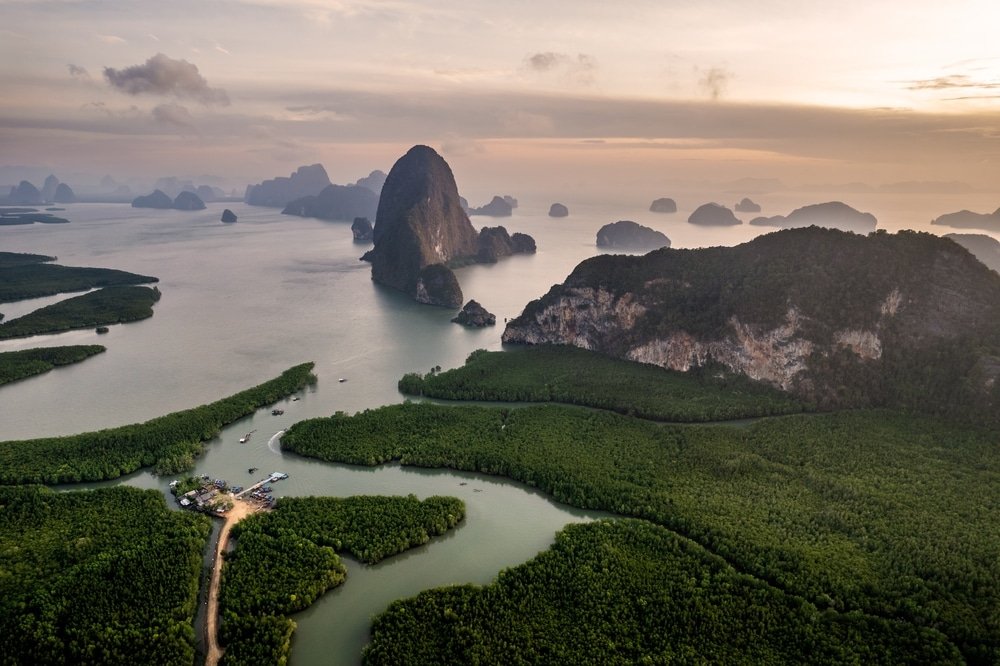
[234,471,288,499]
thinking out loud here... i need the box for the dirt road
[205,500,257,666]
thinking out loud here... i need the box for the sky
[2,0,1000,199]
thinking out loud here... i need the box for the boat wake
[267,430,284,455]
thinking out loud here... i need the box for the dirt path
[205,500,258,666]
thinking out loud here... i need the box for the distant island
[468,196,513,217]
[132,190,206,211]
[734,197,761,213]
[282,184,378,222]
[596,220,670,251]
[649,197,677,213]
[688,202,741,226]
[931,207,1000,231]
[750,201,877,233]
[548,203,569,217]
[245,164,332,208]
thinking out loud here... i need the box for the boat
[239,436,247,443]
[271,409,284,415]
[338,378,347,383]
[291,396,300,401]
[248,467,257,474]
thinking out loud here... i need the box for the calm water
[2,191,998,664]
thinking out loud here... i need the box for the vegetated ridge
[503,227,1000,419]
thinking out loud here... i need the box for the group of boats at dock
[170,471,290,514]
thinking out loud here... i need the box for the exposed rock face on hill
[945,233,1000,272]
[504,227,1000,414]
[354,170,387,195]
[452,299,496,327]
[469,196,513,217]
[352,216,373,242]
[131,190,173,209]
[735,197,761,213]
[282,184,378,222]
[649,198,677,213]
[549,203,569,217]
[751,201,877,233]
[221,209,237,223]
[596,220,670,251]
[173,191,206,211]
[9,181,44,205]
[414,264,464,307]
[477,227,537,262]
[932,208,1000,231]
[245,164,331,207]
[53,183,75,204]
[689,203,740,226]
[363,145,479,306]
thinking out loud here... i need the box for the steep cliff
[504,227,1000,414]
[363,145,479,303]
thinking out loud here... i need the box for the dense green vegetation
[0,252,156,302]
[400,346,805,421]
[0,345,105,386]
[282,403,1000,663]
[0,485,211,666]
[0,212,70,225]
[0,286,161,339]
[365,519,961,665]
[0,362,315,483]
[220,495,465,666]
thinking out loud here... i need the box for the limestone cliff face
[503,227,1000,405]
[365,145,479,302]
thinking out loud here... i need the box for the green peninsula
[0,345,106,386]
[0,285,161,339]
[0,251,157,303]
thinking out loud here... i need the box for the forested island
[0,251,157,302]
[0,486,211,666]
[0,285,161,339]
[219,495,465,665]
[0,362,315,483]
[0,345,105,386]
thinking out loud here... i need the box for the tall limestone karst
[363,145,480,307]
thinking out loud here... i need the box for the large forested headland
[0,251,157,302]
[0,285,161,339]
[400,345,806,421]
[0,362,316,483]
[282,403,1000,663]
[502,228,1000,422]
[0,345,105,386]
[219,495,465,666]
[0,486,211,666]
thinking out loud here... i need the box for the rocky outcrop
[932,208,1000,231]
[477,227,537,263]
[53,183,75,204]
[221,209,238,223]
[245,164,331,207]
[352,217,373,242]
[735,197,761,213]
[469,196,513,217]
[502,195,518,209]
[649,198,677,213]
[689,203,741,226]
[131,190,173,209]
[415,264,463,307]
[945,233,1000,272]
[282,184,378,221]
[504,227,1000,410]
[173,191,206,211]
[354,170,387,195]
[363,145,479,305]
[549,203,569,218]
[751,201,877,233]
[452,299,496,327]
[596,221,670,251]
[9,181,44,205]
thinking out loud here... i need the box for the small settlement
[170,471,289,515]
